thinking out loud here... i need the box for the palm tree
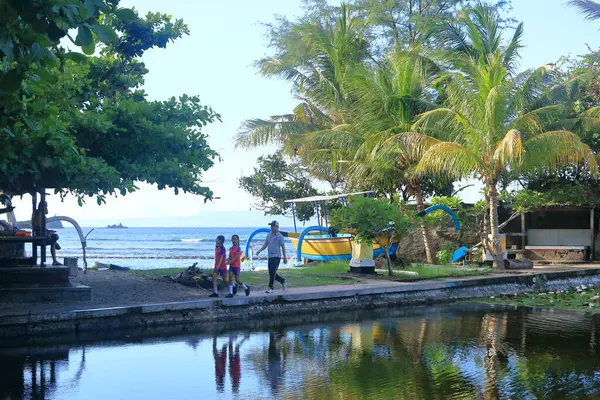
[410,4,599,268]
[569,0,600,20]
[238,3,369,146]
[297,51,446,263]
[236,4,369,192]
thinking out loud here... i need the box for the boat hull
[289,234,399,262]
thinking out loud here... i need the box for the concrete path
[0,265,598,319]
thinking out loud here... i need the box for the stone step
[0,284,91,302]
[0,257,35,268]
[0,267,69,287]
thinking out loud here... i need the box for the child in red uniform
[227,234,250,298]
[210,235,227,298]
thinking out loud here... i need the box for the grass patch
[132,261,359,289]
[476,286,600,313]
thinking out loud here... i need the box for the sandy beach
[0,269,207,316]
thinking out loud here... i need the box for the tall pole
[32,192,38,265]
[291,203,297,233]
[40,190,46,267]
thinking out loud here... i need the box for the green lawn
[132,261,359,290]
[476,287,600,313]
[132,261,491,289]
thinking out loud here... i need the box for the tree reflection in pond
[0,305,598,400]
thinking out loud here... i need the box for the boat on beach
[245,192,462,265]
[246,192,400,264]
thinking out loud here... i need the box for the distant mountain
[47,219,63,229]
[106,223,127,229]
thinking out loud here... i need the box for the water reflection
[0,304,599,400]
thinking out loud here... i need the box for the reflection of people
[31,201,61,265]
[213,337,227,393]
[228,336,247,394]
[267,331,285,394]
[255,221,287,293]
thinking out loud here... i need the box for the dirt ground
[0,269,208,316]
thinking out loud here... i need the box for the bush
[436,243,457,265]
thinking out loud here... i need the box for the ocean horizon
[36,227,300,270]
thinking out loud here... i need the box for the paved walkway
[1,265,599,320]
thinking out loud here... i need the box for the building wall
[528,229,591,246]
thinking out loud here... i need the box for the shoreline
[1,266,599,339]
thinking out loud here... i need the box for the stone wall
[397,227,480,263]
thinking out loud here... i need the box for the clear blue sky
[11,0,600,226]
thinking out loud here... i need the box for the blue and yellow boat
[245,192,461,264]
[245,192,400,263]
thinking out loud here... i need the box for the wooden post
[520,212,526,251]
[40,190,46,267]
[591,208,595,262]
[31,192,37,265]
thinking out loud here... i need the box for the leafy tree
[353,0,514,54]
[411,4,598,268]
[330,195,412,274]
[238,152,320,222]
[0,5,219,202]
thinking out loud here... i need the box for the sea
[37,227,299,270]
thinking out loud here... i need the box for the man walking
[256,220,287,293]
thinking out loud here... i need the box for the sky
[10,0,600,227]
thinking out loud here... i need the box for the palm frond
[235,117,313,149]
[413,108,472,141]
[503,22,524,76]
[381,131,442,162]
[522,130,599,175]
[569,0,600,20]
[510,105,569,137]
[493,129,523,165]
[417,142,482,180]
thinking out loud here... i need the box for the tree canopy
[0,0,219,203]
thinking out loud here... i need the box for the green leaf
[82,41,96,55]
[0,33,15,61]
[65,51,88,63]
[115,8,137,22]
[0,68,24,93]
[34,67,56,83]
[76,26,93,47]
[93,24,118,43]
[3,127,15,137]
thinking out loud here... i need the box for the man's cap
[268,220,279,227]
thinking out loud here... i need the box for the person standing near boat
[256,221,287,293]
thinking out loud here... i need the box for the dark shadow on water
[1,302,599,400]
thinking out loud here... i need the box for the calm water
[33,227,298,270]
[1,304,599,400]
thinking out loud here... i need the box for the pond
[1,304,599,400]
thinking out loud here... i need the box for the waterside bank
[1,266,600,339]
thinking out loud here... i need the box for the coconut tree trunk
[413,183,436,264]
[487,180,504,269]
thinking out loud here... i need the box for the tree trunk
[487,181,504,269]
[413,183,436,264]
